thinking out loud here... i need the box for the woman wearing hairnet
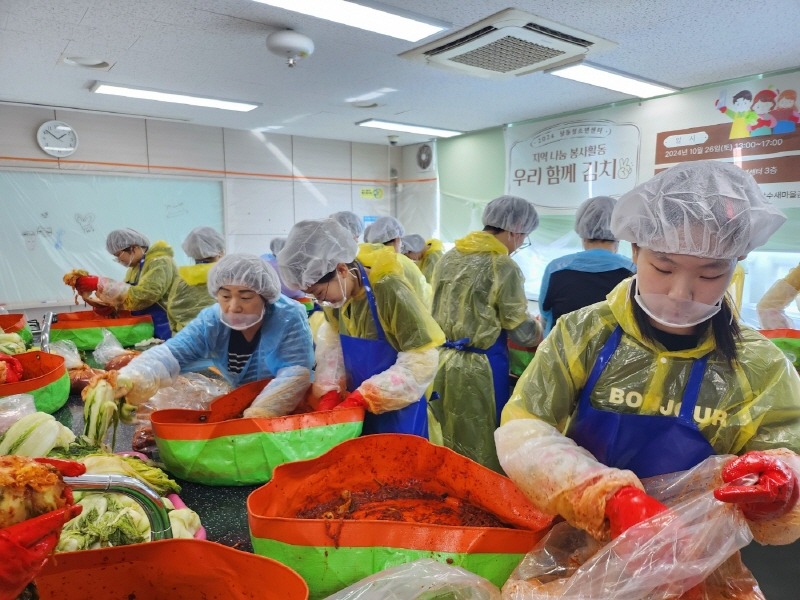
[430,195,543,471]
[105,254,314,418]
[539,196,636,335]
[261,237,305,301]
[402,234,445,283]
[364,216,432,308]
[279,219,445,437]
[167,226,225,332]
[69,228,178,339]
[757,263,800,329]
[496,162,800,588]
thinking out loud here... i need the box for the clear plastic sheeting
[503,455,758,600]
[136,372,230,422]
[0,394,36,435]
[325,558,502,600]
[49,339,83,369]
[207,254,281,304]
[611,161,786,259]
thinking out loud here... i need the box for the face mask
[221,307,265,331]
[320,275,347,309]
[633,276,722,328]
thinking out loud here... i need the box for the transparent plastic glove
[508,315,543,347]
[117,345,180,407]
[605,486,668,539]
[95,277,131,306]
[310,321,346,398]
[714,451,799,521]
[317,390,343,411]
[757,279,799,329]
[496,419,642,541]
[357,348,439,414]
[243,366,311,418]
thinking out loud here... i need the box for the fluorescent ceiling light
[252,0,447,42]
[357,119,461,138]
[548,62,677,99]
[90,82,260,112]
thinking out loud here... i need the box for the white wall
[0,103,398,316]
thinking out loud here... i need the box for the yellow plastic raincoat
[358,243,432,309]
[121,240,178,312]
[431,231,541,471]
[166,263,216,332]
[420,239,444,283]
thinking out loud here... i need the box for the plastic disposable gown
[313,254,444,413]
[166,263,216,332]
[500,277,800,544]
[420,239,444,283]
[431,231,541,471]
[119,298,314,415]
[757,263,800,329]
[539,249,635,334]
[97,240,178,312]
[358,243,432,309]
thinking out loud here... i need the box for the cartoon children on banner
[716,87,799,139]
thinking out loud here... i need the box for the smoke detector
[267,30,315,67]
[400,9,615,78]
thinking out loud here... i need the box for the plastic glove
[714,451,799,521]
[75,275,99,294]
[117,345,180,406]
[336,390,368,410]
[605,485,669,539]
[0,504,83,598]
[317,390,343,411]
[242,366,311,418]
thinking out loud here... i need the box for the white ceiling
[1,0,799,146]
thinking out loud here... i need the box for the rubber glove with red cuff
[714,451,799,521]
[605,485,669,539]
[317,390,343,411]
[336,390,368,410]
[75,275,99,294]
[0,504,83,598]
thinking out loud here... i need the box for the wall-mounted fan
[416,143,433,171]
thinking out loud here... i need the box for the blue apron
[442,330,509,425]
[127,257,172,340]
[566,326,714,478]
[339,263,428,438]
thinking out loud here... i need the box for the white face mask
[633,276,722,329]
[220,306,265,331]
[320,275,347,309]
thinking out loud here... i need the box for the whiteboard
[0,171,223,309]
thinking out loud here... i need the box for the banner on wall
[505,71,800,212]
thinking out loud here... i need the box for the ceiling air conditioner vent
[400,9,615,79]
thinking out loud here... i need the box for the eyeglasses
[308,279,333,303]
[516,235,531,251]
[113,246,134,259]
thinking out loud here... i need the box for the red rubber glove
[336,390,368,410]
[317,390,343,411]
[714,451,799,521]
[75,275,99,294]
[0,504,83,598]
[605,486,668,539]
[0,354,24,384]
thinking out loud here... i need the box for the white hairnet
[106,228,150,254]
[363,224,373,242]
[278,219,359,290]
[611,160,787,258]
[330,211,364,238]
[269,237,287,255]
[482,195,540,234]
[574,196,618,241]
[206,253,281,304]
[365,216,405,243]
[182,226,225,260]
[402,234,426,253]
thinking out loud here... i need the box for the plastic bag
[503,455,756,600]
[325,558,502,600]
[0,393,36,434]
[48,339,84,370]
[93,328,139,369]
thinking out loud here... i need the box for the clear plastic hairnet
[612,161,786,258]
[574,196,618,241]
[105,228,150,254]
[402,234,426,253]
[482,196,540,234]
[330,211,364,238]
[278,219,359,290]
[206,253,281,304]
[182,226,225,260]
[269,237,287,255]
[365,216,405,243]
